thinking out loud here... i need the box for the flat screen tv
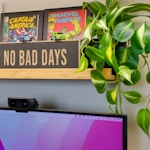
[0,108,127,150]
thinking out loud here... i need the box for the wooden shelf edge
[0,68,116,80]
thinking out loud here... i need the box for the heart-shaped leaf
[122,91,142,104]
[131,23,145,54]
[83,1,106,17]
[116,46,139,69]
[146,70,150,84]
[123,69,141,85]
[91,69,107,93]
[76,54,88,72]
[85,46,104,61]
[113,21,134,42]
[106,88,118,104]
[137,108,150,137]
[106,0,118,9]
[118,65,133,84]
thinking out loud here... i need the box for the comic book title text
[9,16,35,29]
[54,11,81,23]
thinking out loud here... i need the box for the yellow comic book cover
[1,11,43,42]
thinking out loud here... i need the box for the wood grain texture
[0,68,116,80]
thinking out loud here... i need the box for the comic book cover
[0,11,43,42]
[43,7,87,40]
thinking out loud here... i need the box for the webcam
[8,97,39,112]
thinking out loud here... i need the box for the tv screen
[0,108,127,150]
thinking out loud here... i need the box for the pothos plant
[77,0,150,138]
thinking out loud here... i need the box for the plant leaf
[100,32,113,65]
[81,8,103,52]
[137,108,150,137]
[123,3,150,13]
[143,23,150,54]
[85,46,104,61]
[116,46,139,69]
[118,65,133,84]
[108,5,133,29]
[100,32,119,73]
[91,69,107,93]
[90,59,105,71]
[80,38,90,53]
[76,54,88,72]
[131,23,150,54]
[106,88,117,105]
[146,70,150,84]
[83,1,106,17]
[82,23,93,42]
[119,3,150,21]
[82,11,100,41]
[113,21,134,42]
[123,69,141,85]
[106,0,118,10]
[122,91,141,104]
[95,17,108,31]
[131,23,145,54]
[106,4,119,23]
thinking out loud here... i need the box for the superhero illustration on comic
[44,8,87,40]
[1,12,43,42]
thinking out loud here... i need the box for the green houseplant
[77,0,150,138]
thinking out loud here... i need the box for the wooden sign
[0,40,79,68]
[0,40,115,80]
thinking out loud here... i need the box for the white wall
[0,0,150,150]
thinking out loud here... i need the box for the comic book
[43,7,87,40]
[0,11,43,42]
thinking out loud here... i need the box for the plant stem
[109,104,115,113]
[107,80,118,84]
[146,95,150,108]
[141,54,150,70]
[117,76,123,114]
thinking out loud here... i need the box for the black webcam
[8,97,39,112]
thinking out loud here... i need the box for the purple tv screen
[0,108,127,150]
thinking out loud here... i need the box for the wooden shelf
[0,68,115,80]
[0,40,116,80]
